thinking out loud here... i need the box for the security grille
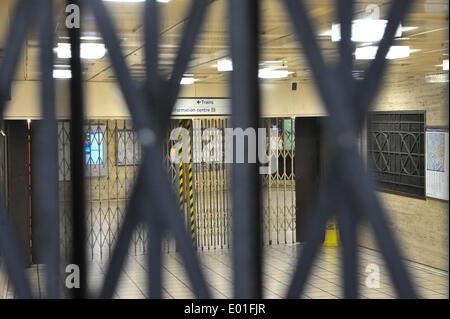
[262,118,296,245]
[366,112,425,198]
[58,117,296,257]
[0,0,418,299]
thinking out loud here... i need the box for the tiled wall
[359,73,449,271]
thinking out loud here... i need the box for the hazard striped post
[185,120,196,249]
[178,120,185,217]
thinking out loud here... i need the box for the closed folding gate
[57,117,295,259]
[0,0,418,299]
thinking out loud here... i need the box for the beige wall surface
[4,80,327,119]
[4,75,449,271]
[360,73,449,271]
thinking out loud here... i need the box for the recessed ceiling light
[54,64,71,69]
[355,46,410,60]
[80,36,102,41]
[401,26,419,32]
[54,43,107,60]
[180,77,197,85]
[258,68,293,79]
[425,73,448,83]
[103,0,170,2]
[331,19,402,42]
[217,58,233,72]
[53,69,72,79]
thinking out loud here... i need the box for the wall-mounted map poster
[426,128,449,201]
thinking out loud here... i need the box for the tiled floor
[2,244,449,299]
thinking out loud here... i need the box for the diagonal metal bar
[282,0,417,298]
[286,170,338,298]
[86,0,152,132]
[281,0,333,109]
[99,182,141,299]
[339,150,418,298]
[335,199,358,299]
[0,0,35,300]
[0,0,34,112]
[354,0,415,125]
[230,0,262,299]
[161,0,210,127]
[0,207,33,299]
[337,0,355,115]
[144,0,160,106]
[147,220,163,299]
[88,0,210,298]
[68,0,88,299]
[281,0,358,144]
[34,0,60,299]
[335,0,358,299]
[144,0,163,299]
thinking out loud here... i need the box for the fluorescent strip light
[355,46,410,60]
[180,77,197,85]
[425,73,448,83]
[217,58,233,72]
[443,59,449,71]
[258,68,292,79]
[80,36,102,41]
[53,69,72,79]
[331,19,402,42]
[103,0,170,2]
[55,43,107,60]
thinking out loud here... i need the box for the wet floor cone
[323,220,340,247]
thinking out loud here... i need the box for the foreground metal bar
[230,0,262,298]
[0,0,34,299]
[354,0,414,125]
[36,0,60,299]
[144,0,163,299]
[282,0,417,298]
[68,0,88,299]
[286,171,336,298]
[162,0,210,125]
[336,0,357,299]
[89,0,210,298]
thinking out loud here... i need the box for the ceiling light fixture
[80,36,102,41]
[425,73,448,83]
[217,58,233,72]
[443,59,449,71]
[258,67,292,79]
[54,64,71,69]
[331,19,402,42]
[103,0,170,2]
[180,77,197,85]
[54,43,107,60]
[53,69,72,79]
[355,46,410,60]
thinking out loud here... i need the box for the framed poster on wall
[425,127,449,201]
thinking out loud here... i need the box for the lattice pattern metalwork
[367,112,425,198]
[262,118,296,245]
[0,0,418,299]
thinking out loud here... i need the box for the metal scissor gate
[0,0,418,299]
[57,117,295,258]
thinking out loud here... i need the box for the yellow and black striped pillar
[178,120,185,216]
[177,120,196,249]
[185,120,196,248]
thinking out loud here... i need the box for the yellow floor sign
[323,220,340,247]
